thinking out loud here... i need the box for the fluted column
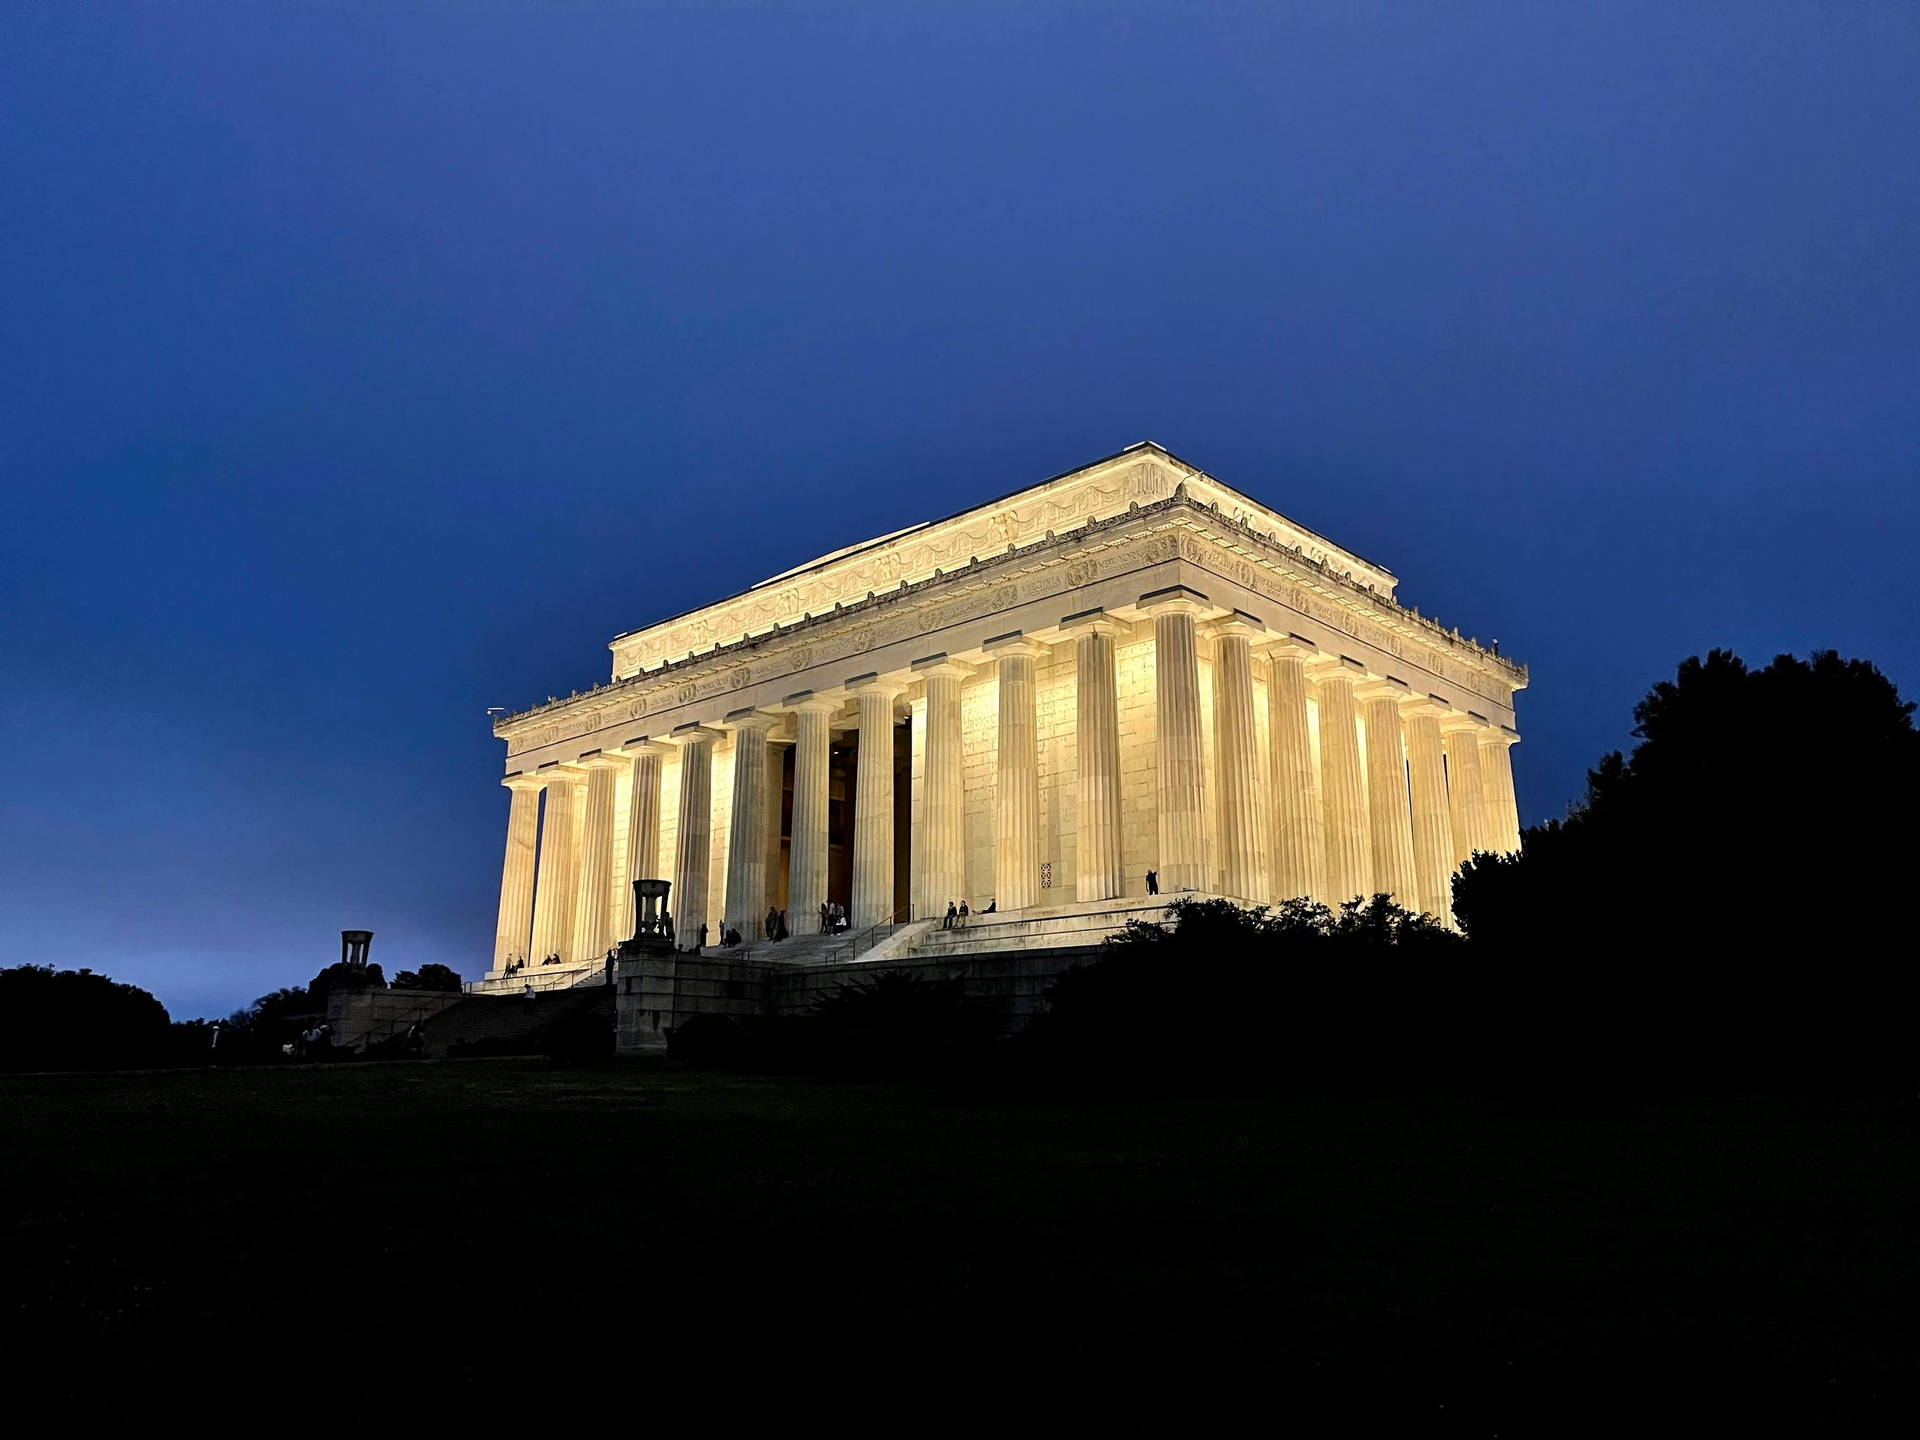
[1067,617,1124,902]
[1265,639,1325,905]
[989,638,1044,911]
[766,735,792,915]
[529,767,583,963]
[571,754,624,961]
[1441,715,1493,867]
[722,709,777,939]
[914,659,970,916]
[493,775,544,969]
[1145,591,1209,893]
[851,676,904,928]
[1357,682,1418,906]
[1479,727,1522,854]
[624,740,667,890]
[1400,696,1455,923]
[669,726,721,948]
[1209,615,1267,901]
[1313,663,1371,903]
[786,695,836,932]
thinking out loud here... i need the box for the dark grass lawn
[4,1059,1914,1411]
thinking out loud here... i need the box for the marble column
[492,775,544,969]
[1479,727,1523,854]
[785,695,836,935]
[1067,617,1124,903]
[1441,715,1493,867]
[670,727,721,948]
[721,710,777,941]
[623,741,668,918]
[990,638,1044,911]
[571,754,624,962]
[1210,615,1267,902]
[914,659,970,917]
[766,735,791,915]
[1357,683,1418,906]
[1312,663,1372,903]
[1399,696,1455,923]
[851,676,904,929]
[529,768,582,963]
[1146,592,1209,893]
[1264,639,1325,906]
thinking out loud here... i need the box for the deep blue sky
[4,4,1915,1018]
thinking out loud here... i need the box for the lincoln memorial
[481,443,1525,992]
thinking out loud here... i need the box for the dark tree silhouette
[0,965,172,1071]
[1453,649,1919,1096]
[1029,896,1467,1093]
[392,963,463,992]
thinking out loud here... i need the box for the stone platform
[614,945,1102,1054]
[613,893,1195,1053]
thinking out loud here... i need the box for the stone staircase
[903,894,1177,959]
[416,983,614,1058]
[466,958,613,995]
[692,917,938,967]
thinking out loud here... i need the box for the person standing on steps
[1146,869,1159,897]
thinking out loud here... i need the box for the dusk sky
[4,4,1915,1019]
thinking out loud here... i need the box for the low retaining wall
[326,987,466,1051]
[615,947,1103,1055]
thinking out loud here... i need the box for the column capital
[1136,584,1212,619]
[781,688,844,715]
[1306,652,1369,682]
[1354,676,1414,704]
[720,706,780,733]
[1438,708,1491,735]
[537,761,589,785]
[1059,607,1127,639]
[844,671,908,700]
[983,631,1046,661]
[1397,691,1450,719]
[911,653,975,680]
[575,749,629,772]
[612,735,672,758]
[1204,610,1266,643]
[1483,724,1522,747]
[502,771,547,792]
[1260,631,1321,661]
[664,723,726,746]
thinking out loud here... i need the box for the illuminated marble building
[483,443,1525,989]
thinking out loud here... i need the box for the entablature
[495,488,1526,769]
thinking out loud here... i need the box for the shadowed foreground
[6,1060,1914,1411]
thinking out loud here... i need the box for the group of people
[500,952,565,976]
[939,898,996,929]
[818,901,851,933]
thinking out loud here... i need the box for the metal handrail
[824,907,911,966]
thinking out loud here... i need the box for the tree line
[8,647,1914,1096]
[0,957,462,1072]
